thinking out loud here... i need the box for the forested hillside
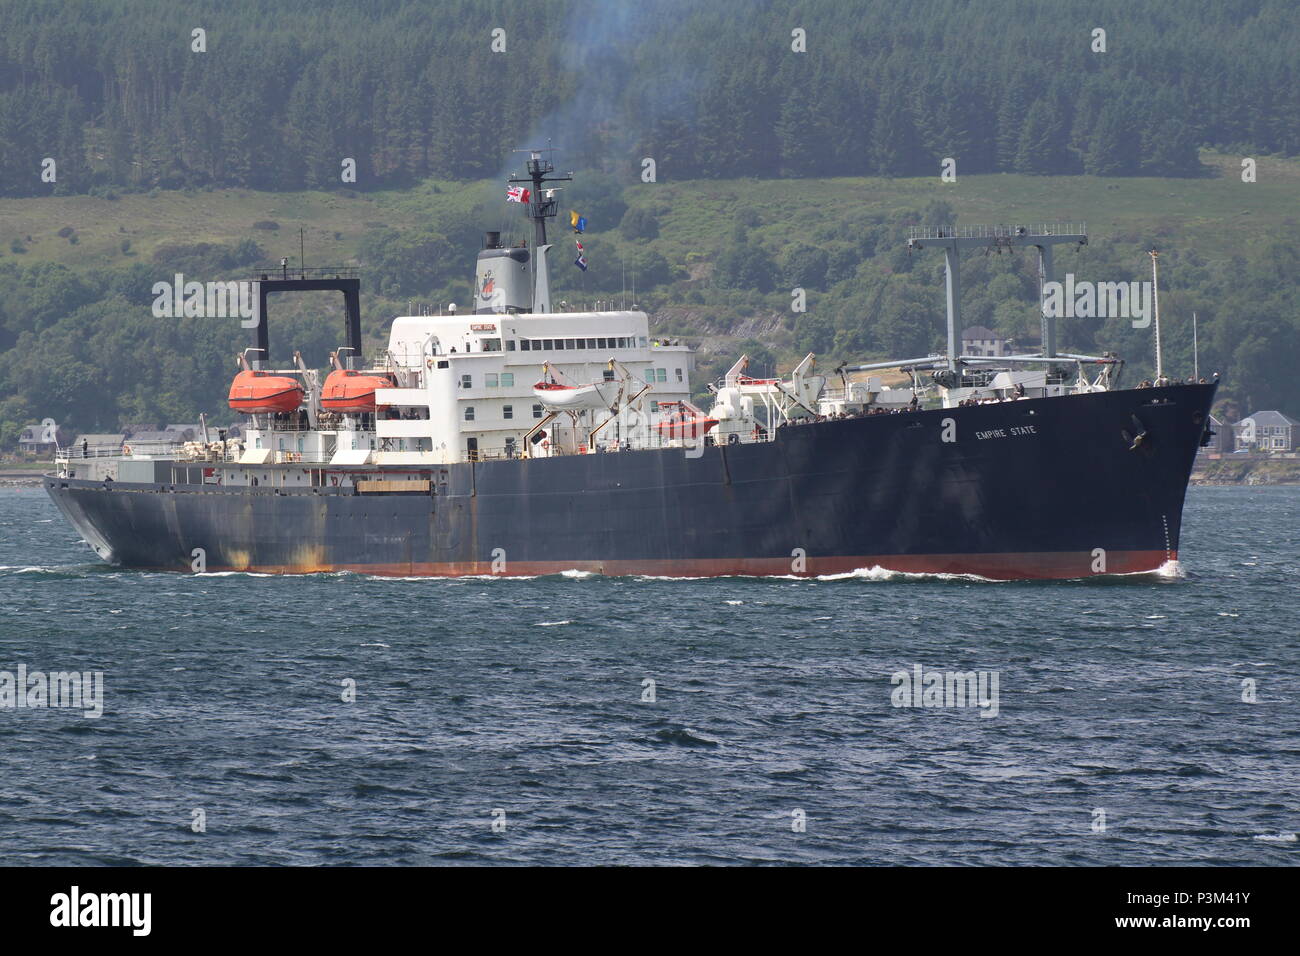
[0,1,1297,446]
[0,0,1296,197]
[2,152,1297,444]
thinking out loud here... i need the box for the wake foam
[816,565,1006,583]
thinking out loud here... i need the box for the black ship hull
[45,384,1216,580]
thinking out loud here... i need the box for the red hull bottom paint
[164,550,1176,580]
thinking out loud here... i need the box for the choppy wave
[1,485,1296,866]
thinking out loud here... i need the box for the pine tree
[1084,104,1139,176]
[870,83,920,176]
[1014,100,1066,174]
[995,80,1029,171]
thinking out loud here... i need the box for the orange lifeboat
[321,369,395,413]
[654,400,719,440]
[228,370,304,414]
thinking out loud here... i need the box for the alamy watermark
[0,663,104,719]
[1043,274,1152,328]
[50,886,150,936]
[152,273,259,327]
[890,664,999,718]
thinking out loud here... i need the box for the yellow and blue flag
[570,210,587,233]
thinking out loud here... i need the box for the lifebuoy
[540,439,550,449]
[122,444,132,456]
[426,357,434,369]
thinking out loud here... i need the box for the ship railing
[250,266,360,281]
[271,450,334,464]
[259,418,316,432]
[819,386,860,403]
[55,444,124,460]
[257,416,389,432]
[470,445,526,462]
[180,448,243,463]
[907,222,1086,240]
[819,385,921,404]
[472,429,785,461]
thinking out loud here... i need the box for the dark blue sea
[0,484,1295,865]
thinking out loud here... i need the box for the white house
[961,326,1013,357]
[1233,410,1298,452]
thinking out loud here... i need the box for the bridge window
[482,338,502,352]
[676,368,683,382]
[520,339,531,351]
[506,339,516,351]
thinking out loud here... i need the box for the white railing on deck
[56,445,123,460]
[908,222,1086,240]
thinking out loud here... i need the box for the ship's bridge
[386,310,661,364]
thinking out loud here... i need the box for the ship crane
[904,223,1094,381]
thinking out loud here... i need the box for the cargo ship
[44,151,1217,579]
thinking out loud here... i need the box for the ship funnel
[474,242,531,314]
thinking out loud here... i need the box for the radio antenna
[1148,249,1163,382]
[1193,311,1199,380]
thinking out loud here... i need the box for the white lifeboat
[532,379,621,410]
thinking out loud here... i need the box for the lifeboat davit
[228,370,304,414]
[321,369,395,413]
[532,379,620,410]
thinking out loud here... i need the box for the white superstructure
[374,310,695,463]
